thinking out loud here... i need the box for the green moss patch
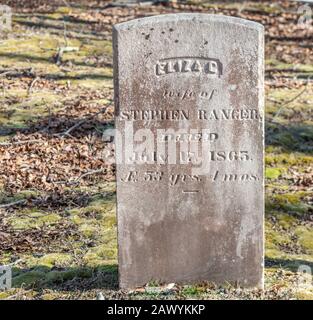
[266,192,310,216]
[295,227,313,254]
[266,168,282,180]
[7,212,62,230]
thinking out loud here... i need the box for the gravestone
[113,13,264,289]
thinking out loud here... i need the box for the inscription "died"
[155,57,222,77]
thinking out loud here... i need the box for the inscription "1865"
[155,57,222,77]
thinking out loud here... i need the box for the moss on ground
[295,227,313,255]
[265,167,283,180]
[7,212,62,230]
[0,21,112,135]
[266,192,311,217]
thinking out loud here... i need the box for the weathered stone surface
[113,13,264,289]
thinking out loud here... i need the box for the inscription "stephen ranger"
[155,57,222,77]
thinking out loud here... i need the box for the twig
[58,118,86,137]
[63,20,68,48]
[237,1,246,16]
[266,68,313,74]
[47,104,52,135]
[62,0,71,8]
[54,46,79,65]
[0,199,27,209]
[0,70,13,78]
[2,78,5,96]
[7,259,23,266]
[55,105,111,137]
[76,168,106,181]
[7,288,33,300]
[0,139,43,147]
[53,168,106,185]
[272,87,307,122]
[27,76,40,95]
[0,68,35,78]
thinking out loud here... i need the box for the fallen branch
[0,70,14,78]
[272,87,307,122]
[56,118,86,138]
[266,68,313,73]
[55,105,112,138]
[0,199,27,209]
[102,2,151,9]
[8,258,23,266]
[0,68,35,78]
[0,139,43,147]
[76,168,106,181]
[300,44,313,49]
[54,168,106,186]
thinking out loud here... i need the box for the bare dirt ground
[0,0,312,299]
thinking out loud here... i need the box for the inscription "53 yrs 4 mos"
[120,171,260,186]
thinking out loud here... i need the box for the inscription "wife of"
[155,57,222,77]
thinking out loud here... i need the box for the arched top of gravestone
[113,13,264,32]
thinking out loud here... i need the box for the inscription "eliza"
[155,57,222,77]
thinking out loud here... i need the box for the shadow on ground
[266,122,313,154]
[265,257,313,272]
